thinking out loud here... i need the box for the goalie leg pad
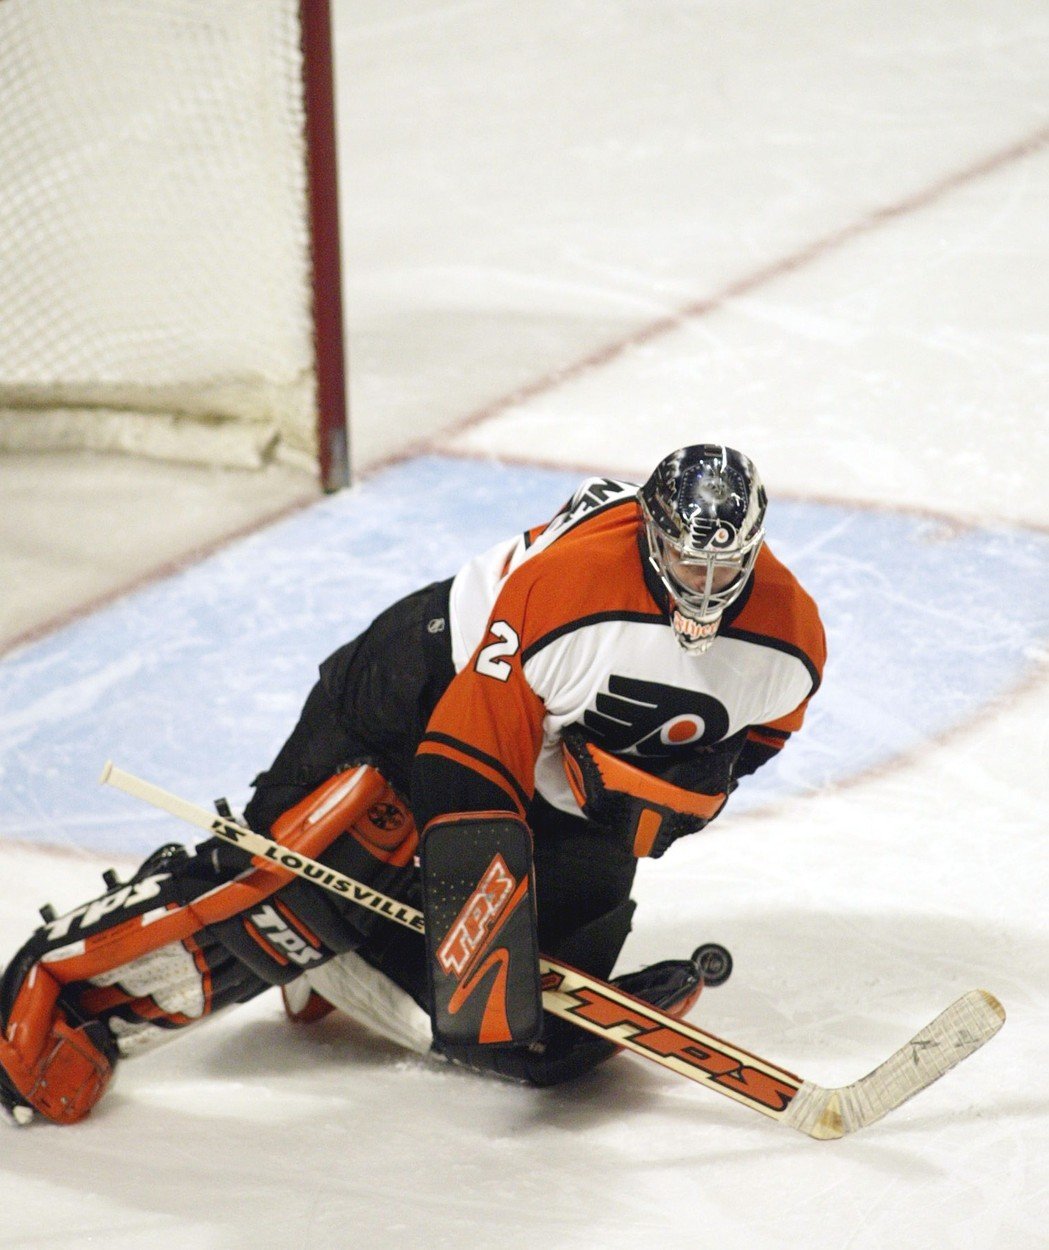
[78,924,270,1059]
[420,813,542,1049]
[0,765,416,1124]
[0,842,276,1123]
[208,768,419,984]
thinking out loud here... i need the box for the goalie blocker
[420,812,543,1049]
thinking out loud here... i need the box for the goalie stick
[99,761,1005,1139]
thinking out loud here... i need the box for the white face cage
[642,517,765,652]
[638,445,767,654]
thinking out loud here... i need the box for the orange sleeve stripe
[416,736,529,816]
[757,703,809,735]
[726,545,826,690]
[501,502,656,652]
[424,657,546,808]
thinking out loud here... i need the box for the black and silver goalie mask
[639,445,767,654]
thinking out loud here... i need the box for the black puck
[691,942,733,988]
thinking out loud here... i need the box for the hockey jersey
[413,476,825,826]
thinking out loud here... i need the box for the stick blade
[785,989,1005,1140]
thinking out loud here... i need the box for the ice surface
[1,2,1047,1248]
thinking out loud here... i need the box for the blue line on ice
[1,455,1046,853]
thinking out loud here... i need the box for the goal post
[0,0,350,491]
[300,0,350,492]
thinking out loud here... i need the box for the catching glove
[561,729,731,857]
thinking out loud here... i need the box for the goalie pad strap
[420,812,542,1048]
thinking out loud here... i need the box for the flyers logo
[436,855,516,979]
[695,523,737,550]
[583,676,729,755]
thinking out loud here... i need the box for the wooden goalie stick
[99,761,1005,1140]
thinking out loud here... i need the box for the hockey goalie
[0,445,826,1125]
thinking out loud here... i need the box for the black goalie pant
[243,583,639,1010]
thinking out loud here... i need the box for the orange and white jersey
[417,477,825,820]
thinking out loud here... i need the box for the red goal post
[0,0,349,491]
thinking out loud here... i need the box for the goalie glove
[561,729,730,858]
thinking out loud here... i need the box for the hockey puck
[691,943,733,988]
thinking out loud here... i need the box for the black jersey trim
[749,724,792,741]
[521,610,668,665]
[522,487,638,557]
[543,481,640,547]
[718,627,822,695]
[719,568,756,628]
[420,731,532,811]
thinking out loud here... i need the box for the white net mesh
[0,0,319,469]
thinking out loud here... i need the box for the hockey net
[0,0,348,488]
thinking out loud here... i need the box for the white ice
[1,2,1048,1248]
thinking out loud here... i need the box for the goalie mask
[640,445,767,653]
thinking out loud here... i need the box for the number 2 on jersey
[475,621,520,681]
